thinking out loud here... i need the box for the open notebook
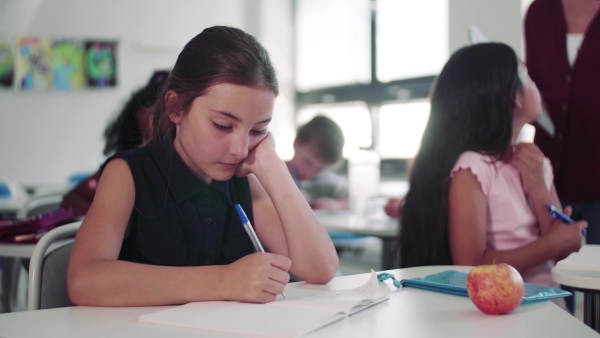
[140,270,390,337]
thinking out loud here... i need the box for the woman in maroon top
[525,0,600,240]
[524,0,600,313]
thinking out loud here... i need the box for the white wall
[449,0,524,57]
[0,0,294,185]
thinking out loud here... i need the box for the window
[294,0,446,169]
[295,0,371,91]
[376,0,448,82]
[378,100,430,159]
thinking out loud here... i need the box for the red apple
[466,263,524,315]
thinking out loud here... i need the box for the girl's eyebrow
[215,111,272,124]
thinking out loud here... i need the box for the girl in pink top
[399,43,587,304]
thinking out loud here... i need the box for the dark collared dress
[105,139,256,266]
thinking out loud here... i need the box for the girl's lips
[220,162,239,170]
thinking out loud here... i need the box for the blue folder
[400,270,571,303]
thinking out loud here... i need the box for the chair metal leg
[583,291,600,332]
[1,257,21,313]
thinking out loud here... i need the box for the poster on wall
[51,39,85,90]
[16,36,52,90]
[0,40,14,89]
[84,40,117,88]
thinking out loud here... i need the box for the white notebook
[139,270,390,337]
[556,245,600,270]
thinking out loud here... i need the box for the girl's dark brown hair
[147,26,279,143]
[399,42,523,268]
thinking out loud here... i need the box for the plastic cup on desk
[348,148,380,219]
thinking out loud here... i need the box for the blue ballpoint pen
[545,203,587,237]
[234,204,287,299]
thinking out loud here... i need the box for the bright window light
[376,0,448,82]
[296,0,371,91]
[296,102,372,158]
[378,100,430,159]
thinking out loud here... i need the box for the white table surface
[0,239,73,259]
[0,242,36,258]
[0,266,596,338]
[552,245,600,290]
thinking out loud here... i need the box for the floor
[0,240,586,321]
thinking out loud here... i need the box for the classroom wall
[0,0,294,186]
[0,0,525,186]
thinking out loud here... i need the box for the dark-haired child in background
[60,70,168,217]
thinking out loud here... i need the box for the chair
[0,193,68,312]
[24,193,64,218]
[27,221,82,311]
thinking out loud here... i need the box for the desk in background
[0,240,73,313]
[552,244,600,332]
[315,210,399,270]
[0,265,596,338]
[0,183,70,313]
[0,244,36,313]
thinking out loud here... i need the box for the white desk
[0,266,595,338]
[315,211,399,270]
[552,245,600,332]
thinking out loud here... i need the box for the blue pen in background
[234,204,286,299]
[545,203,587,237]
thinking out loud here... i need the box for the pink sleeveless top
[450,151,558,289]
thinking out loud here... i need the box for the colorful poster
[51,39,85,90]
[84,41,117,88]
[16,37,52,90]
[0,40,14,88]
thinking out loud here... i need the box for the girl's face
[514,63,542,125]
[170,83,276,184]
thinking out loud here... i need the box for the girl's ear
[165,90,182,124]
[514,91,524,110]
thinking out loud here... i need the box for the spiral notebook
[401,270,570,303]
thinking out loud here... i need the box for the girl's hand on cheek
[235,132,277,177]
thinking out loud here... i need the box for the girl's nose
[230,133,249,160]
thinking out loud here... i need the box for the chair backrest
[24,193,64,218]
[27,221,82,311]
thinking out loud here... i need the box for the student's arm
[68,159,290,306]
[510,143,560,235]
[448,169,586,273]
[240,134,339,284]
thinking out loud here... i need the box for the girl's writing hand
[510,143,547,196]
[546,206,587,261]
[235,132,278,177]
[224,252,291,303]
